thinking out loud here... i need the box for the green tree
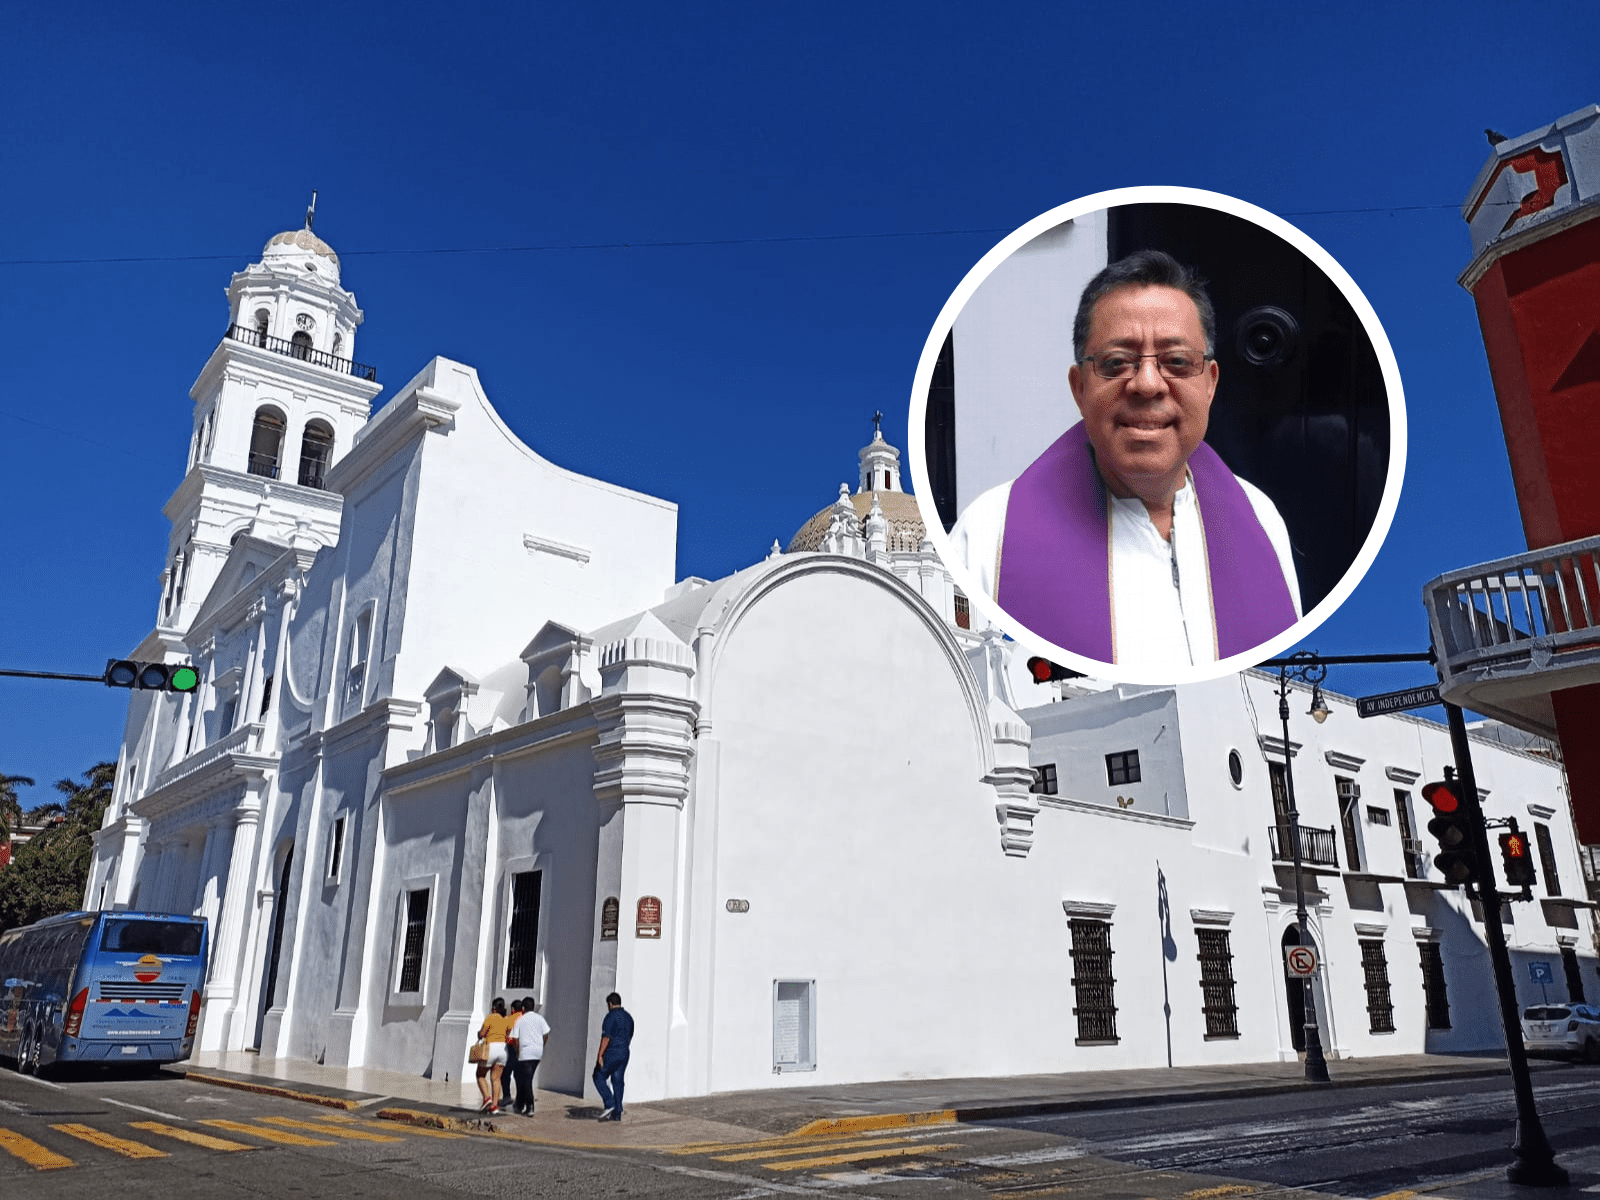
[0,762,116,934]
[0,772,35,844]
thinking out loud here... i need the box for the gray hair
[1072,249,1216,361]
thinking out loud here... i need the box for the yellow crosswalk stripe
[0,1126,75,1170]
[713,1136,916,1162]
[129,1121,256,1152]
[198,1118,338,1146]
[312,1114,466,1139]
[767,1142,959,1171]
[260,1116,403,1142]
[671,1134,829,1155]
[52,1123,167,1159]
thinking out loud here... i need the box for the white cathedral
[88,222,1598,1103]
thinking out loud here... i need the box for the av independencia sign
[1356,684,1442,719]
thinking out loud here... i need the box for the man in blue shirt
[593,992,633,1121]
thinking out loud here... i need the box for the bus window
[101,919,205,957]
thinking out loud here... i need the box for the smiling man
[950,250,1301,669]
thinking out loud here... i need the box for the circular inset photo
[908,187,1405,685]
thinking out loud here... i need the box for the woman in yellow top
[476,996,514,1113]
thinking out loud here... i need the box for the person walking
[500,998,524,1110]
[509,996,551,1115]
[592,992,633,1121]
[474,996,514,1114]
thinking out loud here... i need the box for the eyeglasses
[1080,349,1212,380]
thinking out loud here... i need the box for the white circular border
[906,186,1408,686]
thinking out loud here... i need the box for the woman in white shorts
[475,996,513,1113]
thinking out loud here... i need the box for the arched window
[248,407,287,479]
[290,331,313,361]
[254,309,270,346]
[298,419,335,489]
[331,332,344,357]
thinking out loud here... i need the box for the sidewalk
[182,1048,1543,1150]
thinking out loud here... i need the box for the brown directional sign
[1356,684,1442,718]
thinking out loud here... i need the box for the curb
[182,1070,367,1110]
[790,1110,957,1137]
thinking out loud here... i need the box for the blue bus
[0,910,208,1074]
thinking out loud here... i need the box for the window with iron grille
[1105,750,1140,786]
[1196,928,1239,1038]
[1534,823,1561,896]
[1031,763,1058,796]
[397,888,430,993]
[1068,919,1118,1043]
[505,869,543,990]
[1359,938,1395,1032]
[1418,941,1450,1029]
[1562,947,1586,1003]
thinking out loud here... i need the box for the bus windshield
[100,918,205,957]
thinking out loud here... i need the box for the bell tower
[157,210,383,633]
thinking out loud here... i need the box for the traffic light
[1423,776,1481,885]
[1499,820,1538,889]
[104,659,200,693]
[1027,657,1086,684]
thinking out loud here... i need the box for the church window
[397,888,430,993]
[253,309,270,344]
[332,332,343,356]
[346,609,371,711]
[1419,941,1450,1028]
[1068,918,1117,1043]
[298,419,335,489]
[248,407,287,479]
[1534,823,1561,896]
[434,707,455,752]
[1196,927,1239,1038]
[1030,763,1058,796]
[259,675,274,717]
[326,816,346,884]
[1105,750,1140,786]
[219,695,238,736]
[953,593,970,629]
[203,409,217,458]
[772,979,816,1072]
[1337,778,1363,871]
[1228,749,1244,787]
[1360,938,1395,1032]
[173,544,192,614]
[290,330,313,361]
[504,870,543,989]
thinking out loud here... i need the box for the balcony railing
[1424,534,1600,734]
[1268,823,1339,868]
[223,324,378,382]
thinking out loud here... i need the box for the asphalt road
[3,1061,1597,1198]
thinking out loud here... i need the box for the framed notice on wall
[600,896,619,941]
[636,896,662,939]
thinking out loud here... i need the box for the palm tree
[0,772,35,844]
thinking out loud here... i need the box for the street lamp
[1278,650,1331,1084]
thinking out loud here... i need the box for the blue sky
[2,2,1595,798]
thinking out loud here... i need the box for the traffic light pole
[1443,700,1566,1187]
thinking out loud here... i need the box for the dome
[261,227,342,283]
[788,488,927,553]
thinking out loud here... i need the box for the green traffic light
[170,664,200,692]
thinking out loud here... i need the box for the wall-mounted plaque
[600,896,619,941]
[725,898,750,913]
[636,895,662,939]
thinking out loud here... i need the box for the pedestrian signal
[1423,776,1481,886]
[104,659,200,693]
[1498,821,1538,889]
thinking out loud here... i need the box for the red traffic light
[1422,779,1460,814]
[1026,657,1086,684]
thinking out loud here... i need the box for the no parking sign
[1286,946,1319,977]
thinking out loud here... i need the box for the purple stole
[996,423,1297,662]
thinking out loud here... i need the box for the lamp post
[1278,650,1331,1084]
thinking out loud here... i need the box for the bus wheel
[17,1025,38,1076]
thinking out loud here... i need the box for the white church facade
[88,224,1598,1103]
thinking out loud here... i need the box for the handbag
[468,1038,489,1064]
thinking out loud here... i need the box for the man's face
[1068,284,1219,502]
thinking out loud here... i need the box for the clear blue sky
[2,2,1594,798]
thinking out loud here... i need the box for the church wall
[1025,686,1190,820]
[392,358,677,706]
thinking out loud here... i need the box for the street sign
[1286,946,1318,977]
[1529,961,1554,983]
[1356,684,1442,718]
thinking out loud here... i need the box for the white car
[1521,1003,1600,1061]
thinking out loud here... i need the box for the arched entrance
[1281,924,1327,1054]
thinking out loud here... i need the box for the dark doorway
[1281,924,1326,1054]
[1108,205,1390,613]
[255,846,294,1048]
